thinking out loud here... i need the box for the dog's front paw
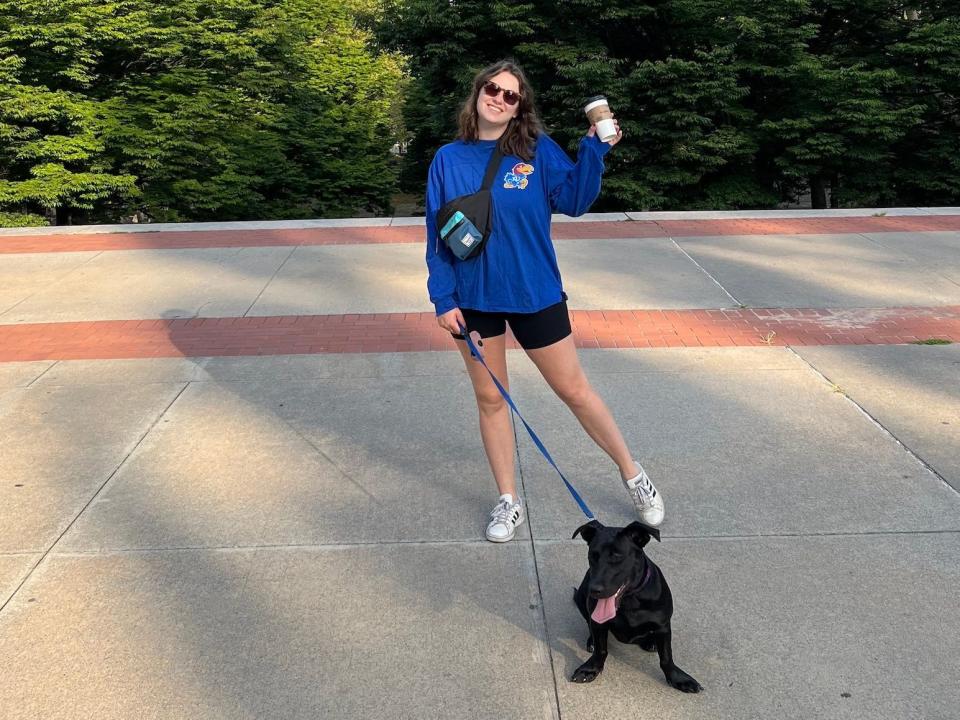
[665,666,703,693]
[571,661,603,683]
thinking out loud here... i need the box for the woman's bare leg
[454,334,517,498]
[524,334,639,480]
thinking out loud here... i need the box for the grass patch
[911,338,953,345]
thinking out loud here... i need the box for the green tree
[1,0,407,225]
[380,0,959,210]
[377,0,505,193]
[513,0,758,210]
[888,6,960,205]
[0,0,138,224]
[100,0,407,221]
[379,0,770,209]
[768,1,926,207]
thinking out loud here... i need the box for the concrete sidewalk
[1,211,958,719]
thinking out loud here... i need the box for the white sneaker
[486,494,525,542]
[623,463,665,526]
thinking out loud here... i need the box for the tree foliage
[2,1,958,224]
[378,0,960,210]
[0,0,406,224]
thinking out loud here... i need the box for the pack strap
[481,148,503,191]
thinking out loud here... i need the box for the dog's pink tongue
[591,595,617,624]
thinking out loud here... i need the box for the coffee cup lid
[583,96,609,112]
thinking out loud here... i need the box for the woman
[425,59,664,542]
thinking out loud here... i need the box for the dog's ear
[572,519,602,543]
[622,521,661,549]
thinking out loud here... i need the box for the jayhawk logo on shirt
[503,162,534,190]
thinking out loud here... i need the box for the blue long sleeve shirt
[425,132,611,315]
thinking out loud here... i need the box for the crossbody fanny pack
[435,147,503,261]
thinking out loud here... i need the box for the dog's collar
[609,563,654,612]
[630,561,654,592]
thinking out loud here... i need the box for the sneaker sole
[628,498,665,527]
[485,514,525,543]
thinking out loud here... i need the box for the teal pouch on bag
[439,211,485,260]
[435,148,502,261]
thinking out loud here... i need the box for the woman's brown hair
[457,60,543,161]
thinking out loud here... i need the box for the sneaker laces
[490,499,517,526]
[629,472,658,503]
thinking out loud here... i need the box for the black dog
[571,519,702,692]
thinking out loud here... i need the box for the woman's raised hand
[586,116,623,147]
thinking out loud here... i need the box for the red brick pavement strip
[3,215,960,254]
[1,307,958,362]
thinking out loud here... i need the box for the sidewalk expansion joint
[787,346,959,498]
[515,413,565,720]
[0,381,192,616]
[668,234,743,306]
[533,528,960,544]
[35,528,960,559]
[0,250,104,322]
[23,359,59,388]
[857,231,960,292]
[241,244,299,318]
[46,538,543,556]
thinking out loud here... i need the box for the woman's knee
[475,386,507,415]
[555,377,592,408]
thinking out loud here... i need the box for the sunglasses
[482,80,521,106]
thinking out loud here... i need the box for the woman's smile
[484,100,507,118]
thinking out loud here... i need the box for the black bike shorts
[450,299,572,350]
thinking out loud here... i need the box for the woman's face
[476,71,521,131]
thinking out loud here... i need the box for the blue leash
[459,323,595,520]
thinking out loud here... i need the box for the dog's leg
[653,627,703,693]
[573,583,589,620]
[572,622,608,683]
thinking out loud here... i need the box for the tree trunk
[809,175,827,209]
[55,206,73,226]
[830,172,840,208]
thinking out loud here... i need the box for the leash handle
[458,323,595,520]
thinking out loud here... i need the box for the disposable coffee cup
[584,95,618,143]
